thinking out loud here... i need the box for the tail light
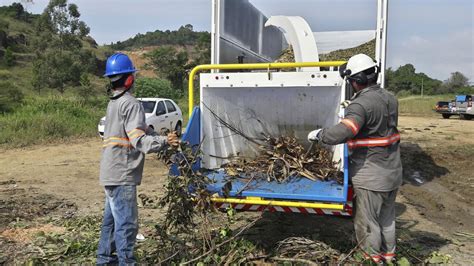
[469,101,472,107]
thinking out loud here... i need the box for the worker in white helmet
[308,54,402,263]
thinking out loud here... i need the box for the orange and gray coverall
[319,84,403,262]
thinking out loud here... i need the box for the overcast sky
[1,0,473,82]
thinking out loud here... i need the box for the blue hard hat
[104,53,137,77]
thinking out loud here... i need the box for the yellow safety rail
[187,61,346,118]
[211,197,344,210]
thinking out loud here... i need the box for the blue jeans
[97,185,138,265]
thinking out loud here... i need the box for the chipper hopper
[178,61,353,216]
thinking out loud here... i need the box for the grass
[0,95,107,148]
[0,92,191,148]
[398,94,455,116]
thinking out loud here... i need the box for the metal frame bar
[376,0,389,88]
[188,61,346,118]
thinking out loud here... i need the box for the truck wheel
[175,121,182,137]
[460,114,467,120]
[465,115,473,120]
[442,114,451,119]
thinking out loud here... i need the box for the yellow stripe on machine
[211,197,344,210]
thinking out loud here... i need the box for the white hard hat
[345,54,377,77]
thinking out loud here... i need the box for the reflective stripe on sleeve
[103,136,131,148]
[127,128,146,140]
[102,142,132,148]
[348,133,400,149]
[340,118,360,135]
[103,137,129,142]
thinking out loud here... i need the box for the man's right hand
[307,129,322,142]
[167,132,179,148]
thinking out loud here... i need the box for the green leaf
[397,256,410,266]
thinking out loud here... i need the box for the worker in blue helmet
[97,53,179,264]
[103,53,137,99]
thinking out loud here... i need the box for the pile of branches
[224,135,342,183]
[154,139,262,264]
[202,103,341,183]
[157,139,214,233]
[274,237,340,264]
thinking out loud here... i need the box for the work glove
[167,132,180,148]
[307,129,322,142]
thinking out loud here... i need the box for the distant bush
[4,47,15,66]
[0,81,24,113]
[0,96,107,148]
[396,90,412,98]
[134,77,181,99]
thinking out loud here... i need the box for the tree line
[385,64,472,96]
[109,24,209,50]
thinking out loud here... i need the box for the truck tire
[460,114,468,120]
[442,114,451,119]
[465,115,473,120]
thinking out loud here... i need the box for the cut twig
[337,234,368,265]
[202,102,263,146]
[270,256,319,266]
[158,251,179,265]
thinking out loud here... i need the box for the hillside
[0,3,108,93]
[119,44,205,79]
[0,2,110,148]
[107,26,211,79]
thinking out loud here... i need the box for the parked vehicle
[433,101,454,119]
[434,101,450,117]
[454,95,473,120]
[98,98,183,137]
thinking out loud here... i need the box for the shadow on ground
[400,142,449,185]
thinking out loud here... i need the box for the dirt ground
[0,115,473,263]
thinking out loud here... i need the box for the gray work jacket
[320,84,403,192]
[99,91,167,186]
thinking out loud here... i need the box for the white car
[98,98,183,138]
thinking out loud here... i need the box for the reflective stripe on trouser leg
[354,188,383,256]
[380,189,398,256]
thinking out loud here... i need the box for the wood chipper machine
[173,0,389,216]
